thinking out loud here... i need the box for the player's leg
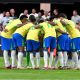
[43,37,50,68]
[13,33,25,68]
[43,49,48,68]
[11,39,16,68]
[78,51,80,68]
[49,37,56,68]
[26,40,30,66]
[36,51,40,68]
[72,52,78,68]
[57,35,64,68]
[53,54,58,69]
[27,40,35,69]
[1,37,11,68]
[26,51,30,66]
[63,51,68,67]
[11,50,16,68]
[63,36,71,67]
[71,38,79,69]
[3,50,11,68]
[17,46,24,68]
[33,40,40,68]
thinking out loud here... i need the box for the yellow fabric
[39,22,56,38]
[53,19,66,37]
[27,26,41,41]
[64,19,80,38]
[1,19,22,38]
[14,23,34,37]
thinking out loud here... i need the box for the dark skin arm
[48,21,57,26]
[17,22,28,28]
[60,20,68,26]
[35,25,41,29]
[3,22,28,32]
[48,20,67,34]
[56,28,67,34]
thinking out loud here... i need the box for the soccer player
[36,17,56,69]
[26,20,41,69]
[76,21,80,68]
[55,19,70,69]
[1,18,22,68]
[60,13,80,69]
[49,16,70,69]
[12,15,36,69]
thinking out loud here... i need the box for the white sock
[58,52,64,67]
[78,59,80,68]
[11,50,16,67]
[49,52,53,68]
[43,51,48,67]
[72,52,78,68]
[30,53,35,68]
[63,51,68,66]
[54,56,58,67]
[36,52,40,67]
[3,50,10,67]
[17,52,23,67]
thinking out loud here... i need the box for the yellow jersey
[39,22,56,38]
[1,19,22,38]
[27,26,41,41]
[14,23,34,37]
[53,19,67,37]
[64,19,80,38]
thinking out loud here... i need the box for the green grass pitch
[0,57,80,80]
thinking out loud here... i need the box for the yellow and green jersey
[14,23,34,37]
[64,19,80,38]
[26,26,41,41]
[53,19,67,37]
[1,19,22,38]
[39,22,56,38]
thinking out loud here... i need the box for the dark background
[0,0,80,19]
[0,0,80,3]
[0,3,80,19]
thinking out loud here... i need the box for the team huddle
[1,13,80,70]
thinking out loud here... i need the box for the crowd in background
[0,8,80,31]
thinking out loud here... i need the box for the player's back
[39,22,56,38]
[27,26,41,41]
[1,19,22,38]
[53,19,66,37]
[14,22,34,37]
[64,19,80,38]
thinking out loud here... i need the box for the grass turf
[0,57,80,80]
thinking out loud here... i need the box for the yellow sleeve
[6,19,22,30]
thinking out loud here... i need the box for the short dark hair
[20,15,28,20]
[73,10,77,12]
[59,13,67,18]
[49,16,55,21]
[29,15,36,22]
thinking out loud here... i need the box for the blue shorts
[43,36,56,49]
[12,33,25,48]
[1,37,15,50]
[71,38,80,51]
[26,40,40,52]
[57,34,70,51]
